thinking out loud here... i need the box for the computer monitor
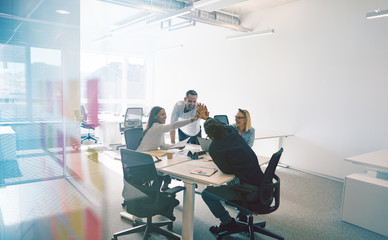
[214,115,229,125]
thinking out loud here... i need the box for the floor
[0,143,188,240]
[2,143,388,240]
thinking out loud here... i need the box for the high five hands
[196,103,209,120]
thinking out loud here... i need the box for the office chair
[214,115,229,125]
[112,149,185,240]
[120,107,143,131]
[117,107,143,149]
[124,127,143,150]
[80,105,98,143]
[217,148,284,240]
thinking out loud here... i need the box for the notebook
[198,137,212,152]
[190,167,218,177]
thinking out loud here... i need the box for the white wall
[89,0,388,180]
[144,0,388,180]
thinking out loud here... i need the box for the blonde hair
[238,108,252,132]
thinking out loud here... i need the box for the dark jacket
[208,125,264,187]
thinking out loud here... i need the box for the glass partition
[0,1,103,239]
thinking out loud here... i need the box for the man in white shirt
[170,90,201,144]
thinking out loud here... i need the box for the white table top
[255,129,292,140]
[154,151,192,169]
[345,149,388,172]
[159,159,235,186]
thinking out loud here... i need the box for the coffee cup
[167,151,174,159]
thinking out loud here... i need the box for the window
[81,53,149,115]
[0,44,27,121]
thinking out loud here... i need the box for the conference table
[146,129,293,240]
[154,145,235,240]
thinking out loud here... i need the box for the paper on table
[170,137,190,149]
[145,149,168,158]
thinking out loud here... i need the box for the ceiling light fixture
[193,0,248,12]
[110,12,151,33]
[366,8,388,19]
[226,29,275,40]
[91,34,112,44]
[56,9,71,15]
[146,7,192,25]
[169,21,196,31]
[157,44,184,53]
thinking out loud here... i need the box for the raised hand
[197,103,209,120]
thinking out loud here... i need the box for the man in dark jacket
[201,118,264,234]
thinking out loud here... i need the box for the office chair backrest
[124,127,143,150]
[263,148,283,184]
[81,105,88,122]
[120,149,160,202]
[214,115,229,125]
[124,107,143,129]
[257,148,283,211]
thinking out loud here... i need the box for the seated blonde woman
[231,108,255,147]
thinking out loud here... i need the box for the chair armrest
[162,186,185,196]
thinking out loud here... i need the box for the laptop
[198,137,212,152]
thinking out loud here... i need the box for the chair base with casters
[81,132,97,143]
[217,214,283,240]
[113,190,183,240]
[112,215,180,240]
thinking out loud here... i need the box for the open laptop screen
[198,137,212,152]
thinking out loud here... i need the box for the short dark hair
[186,90,197,98]
[204,118,227,141]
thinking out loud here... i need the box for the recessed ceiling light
[56,9,71,15]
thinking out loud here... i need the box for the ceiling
[91,0,299,32]
[0,0,298,49]
[0,0,79,48]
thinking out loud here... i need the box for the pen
[154,157,162,163]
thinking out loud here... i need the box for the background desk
[255,129,292,165]
[341,149,388,237]
[255,129,292,147]
[95,114,123,147]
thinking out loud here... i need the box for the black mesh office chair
[112,149,185,240]
[117,107,143,149]
[124,127,143,150]
[214,115,229,125]
[80,105,97,143]
[120,107,143,131]
[217,148,284,240]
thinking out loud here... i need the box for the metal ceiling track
[99,0,252,32]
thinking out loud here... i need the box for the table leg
[278,136,284,149]
[182,181,195,240]
[278,136,289,168]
